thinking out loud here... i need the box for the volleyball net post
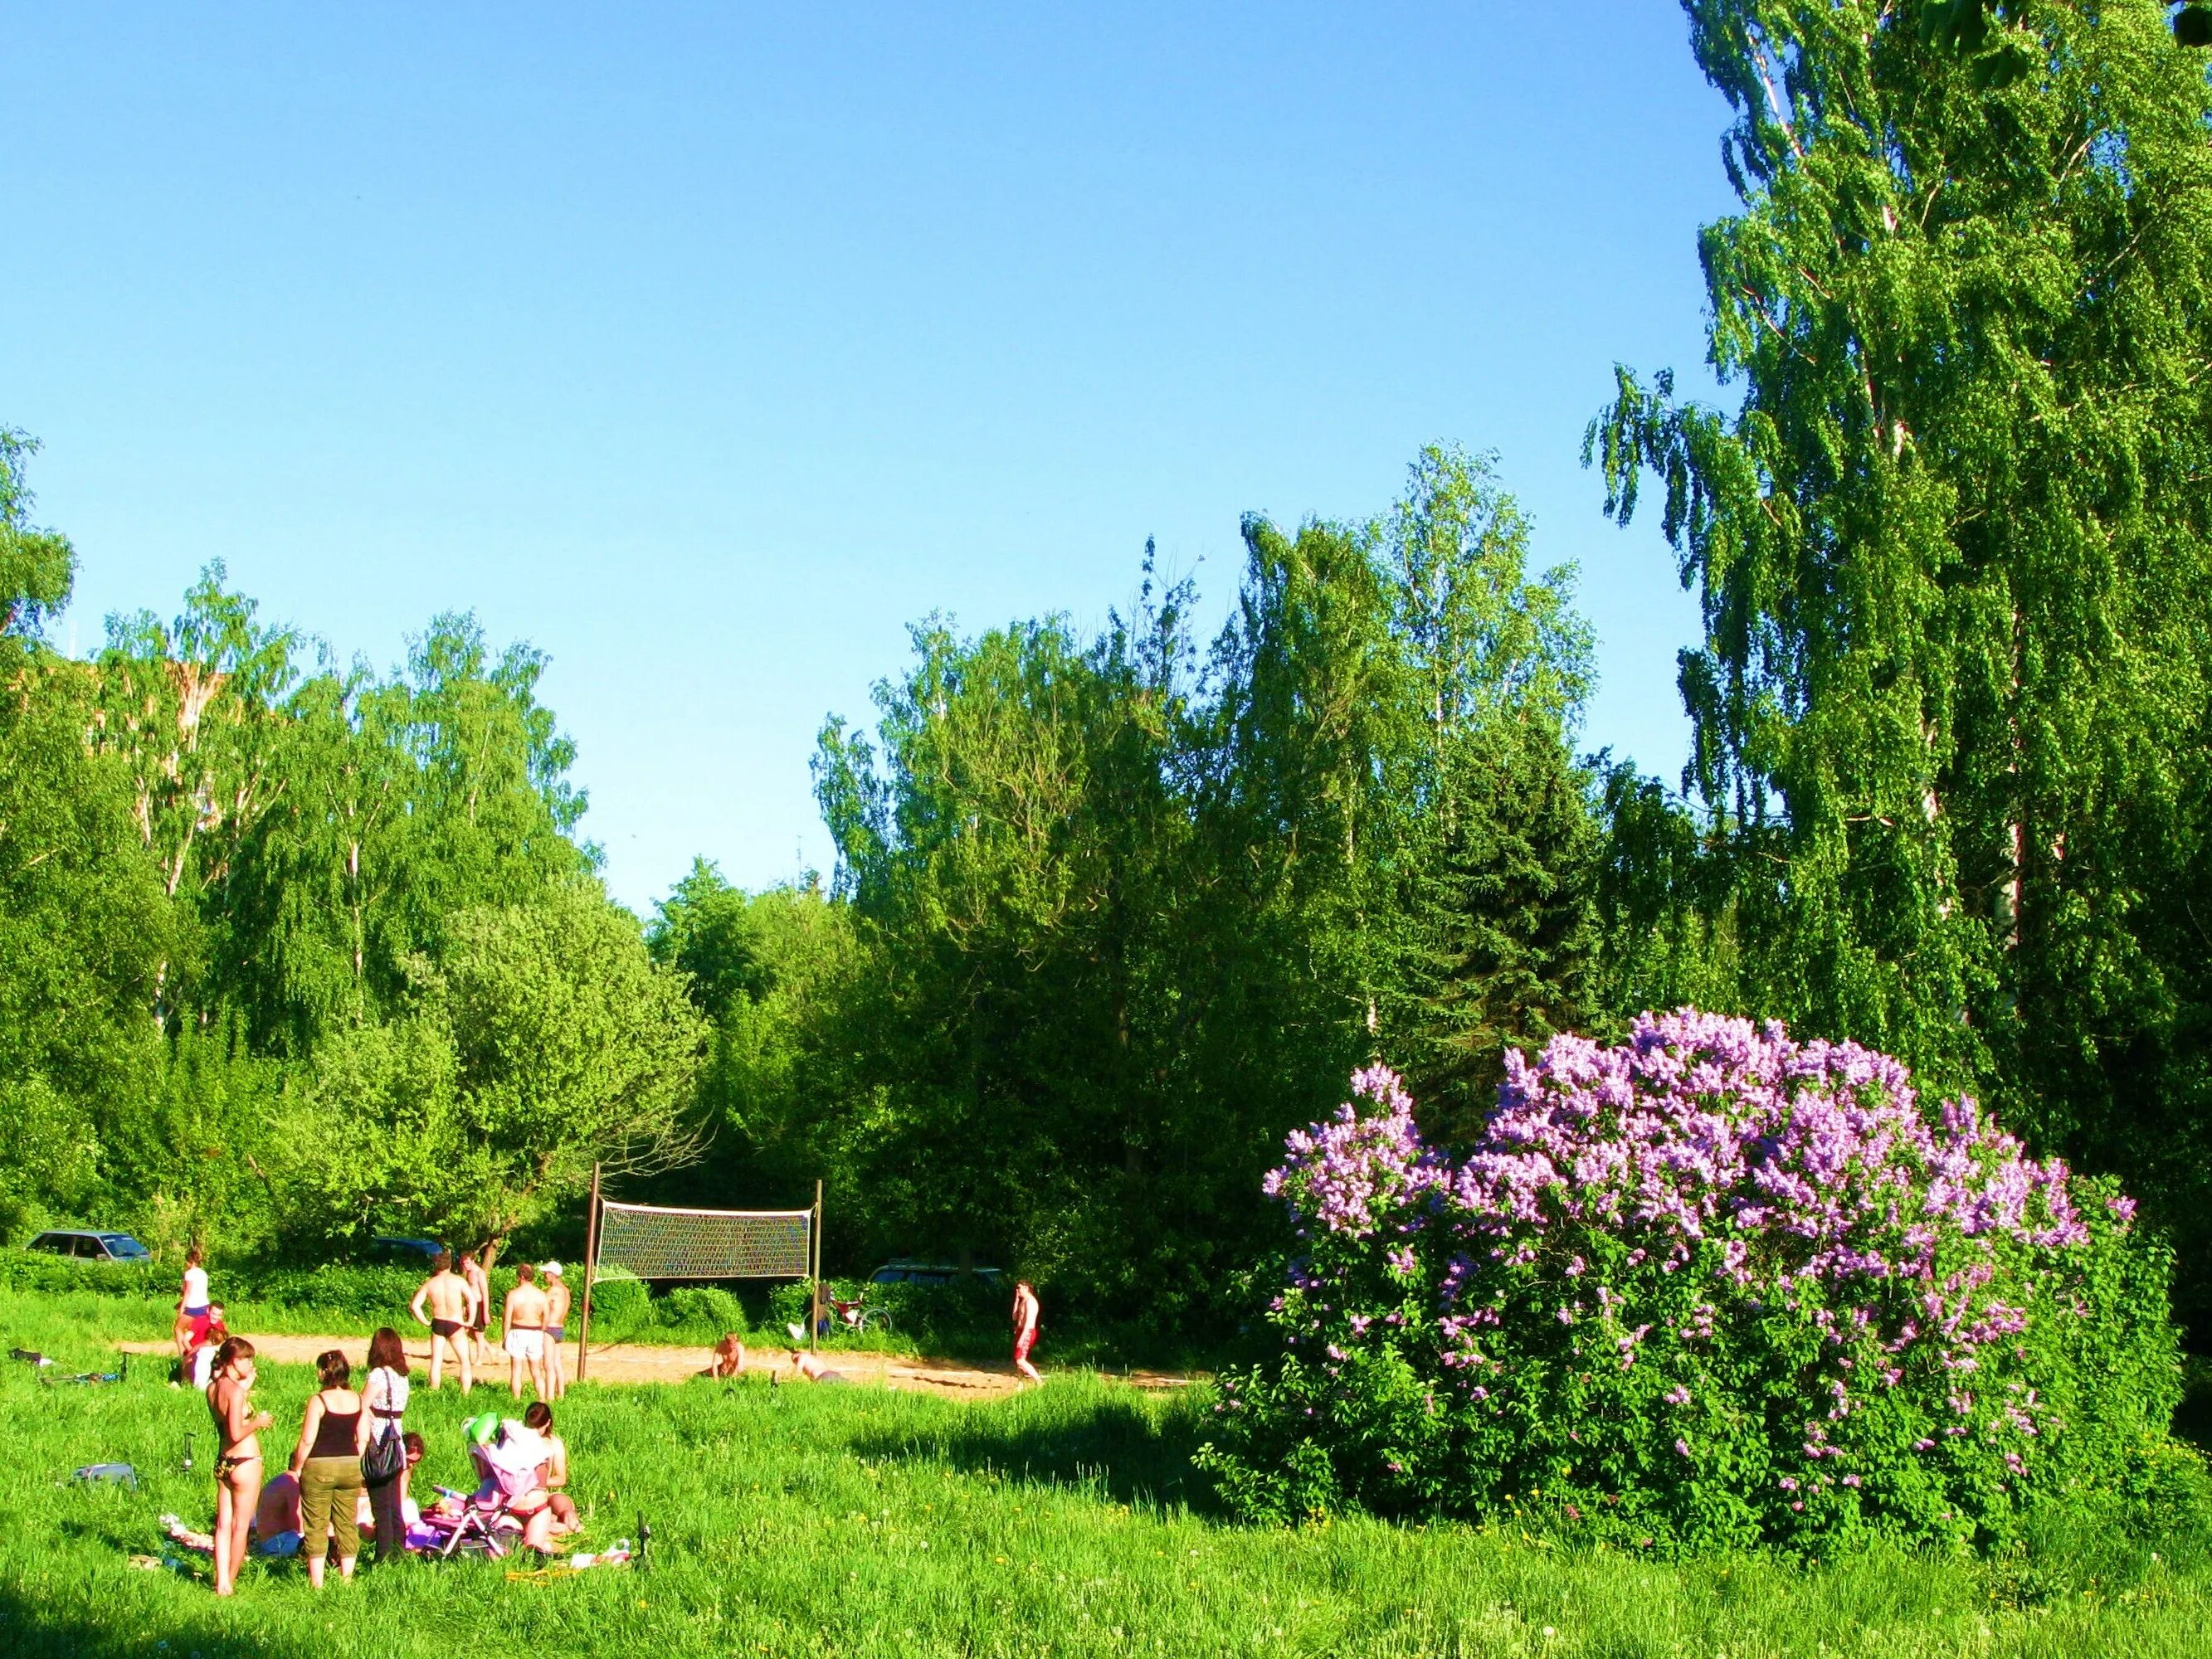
[575,1170,821,1382]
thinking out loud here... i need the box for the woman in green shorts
[287,1350,368,1588]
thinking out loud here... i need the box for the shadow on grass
[0,1583,305,1659]
[850,1387,1223,1515]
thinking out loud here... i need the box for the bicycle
[826,1297,895,1338]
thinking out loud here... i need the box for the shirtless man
[703,1333,745,1379]
[460,1252,492,1368]
[501,1262,552,1399]
[540,1262,572,1401]
[1011,1279,1042,1384]
[785,1347,850,1384]
[408,1252,476,1394]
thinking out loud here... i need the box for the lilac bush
[1199,1010,2191,1551]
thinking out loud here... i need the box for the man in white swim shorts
[501,1262,552,1400]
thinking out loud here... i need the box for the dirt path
[119,1331,1191,1403]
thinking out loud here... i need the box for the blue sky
[3,2,1736,914]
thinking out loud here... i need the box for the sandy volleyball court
[121,1331,1189,1401]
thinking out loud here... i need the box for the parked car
[26,1229,153,1264]
[366,1236,447,1266]
[868,1259,1003,1287]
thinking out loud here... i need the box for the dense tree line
[0,431,704,1262]
[649,447,1607,1323]
[1589,0,2212,1328]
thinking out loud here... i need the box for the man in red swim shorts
[1011,1280,1041,1384]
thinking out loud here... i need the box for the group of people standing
[199,1329,418,1595]
[407,1250,571,1401]
[196,1326,578,1595]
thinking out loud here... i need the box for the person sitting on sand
[703,1333,745,1379]
[785,1346,850,1384]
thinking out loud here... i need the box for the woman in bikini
[206,1336,273,1596]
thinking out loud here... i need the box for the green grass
[3,1290,2209,1657]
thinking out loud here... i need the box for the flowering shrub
[1197,1010,2195,1552]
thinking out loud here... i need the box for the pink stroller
[419,1422,551,1559]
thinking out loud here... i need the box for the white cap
[542,1262,563,1277]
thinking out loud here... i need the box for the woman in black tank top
[288,1350,368,1588]
[309,1401,362,1459]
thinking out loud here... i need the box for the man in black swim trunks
[408,1251,476,1394]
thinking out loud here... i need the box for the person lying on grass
[163,1471,300,1561]
[702,1333,745,1379]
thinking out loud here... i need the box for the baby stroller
[419,1416,551,1560]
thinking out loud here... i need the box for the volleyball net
[577,1181,823,1376]
[592,1200,814,1282]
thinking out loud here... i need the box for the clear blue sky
[3,2,1735,914]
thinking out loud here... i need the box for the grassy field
[5,1291,2210,1657]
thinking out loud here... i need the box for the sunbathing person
[785,1347,850,1384]
[172,1435,438,1562]
[702,1333,745,1379]
[164,1463,301,1561]
[522,1402,582,1534]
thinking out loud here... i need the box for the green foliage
[659,1284,748,1339]
[279,879,708,1257]
[772,448,1602,1318]
[579,1269,652,1340]
[0,426,648,1262]
[0,431,74,644]
[1202,1034,2198,1556]
[1589,0,2212,1323]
